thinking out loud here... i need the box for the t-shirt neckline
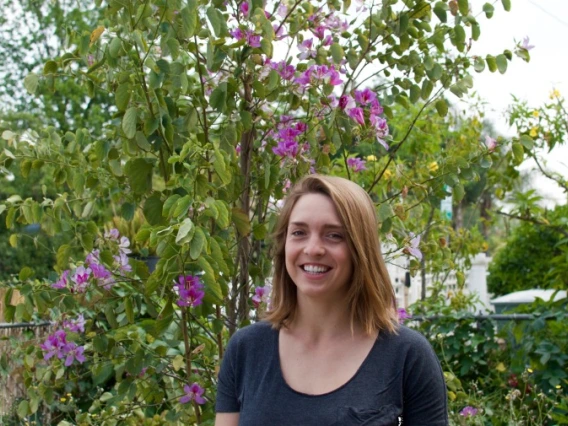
[273,327,380,398]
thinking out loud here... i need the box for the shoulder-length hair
[264,174,398,335]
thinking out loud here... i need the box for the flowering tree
[0,0,533,423]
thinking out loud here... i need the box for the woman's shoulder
[228,321,276,347]
[378,325,437,356]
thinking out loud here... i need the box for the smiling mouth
[301,264,331,274]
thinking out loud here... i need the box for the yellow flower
[366,155,377,162]
[532,110,539,118]
[383,169,393,179]
[527,368,533,373]
[60,397,67,403]
[529,127,538,138]
[550,88,561,99]
[428,161,439,172]
[556,385,562,389]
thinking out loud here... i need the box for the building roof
[491,289,567,305]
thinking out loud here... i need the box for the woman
[215,175,448,425]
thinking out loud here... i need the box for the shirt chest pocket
[335,404,401,426]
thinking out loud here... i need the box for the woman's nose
[303,236,325,256]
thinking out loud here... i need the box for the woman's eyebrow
[289,221,344,229]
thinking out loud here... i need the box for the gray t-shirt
[216,321,448,425]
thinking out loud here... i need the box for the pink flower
[338,95,355,111]
[370,99,384,115]
[298,38,316,60]
[240,2,249,16]
[347,107,365,125]
[104,228,120,240]
[63,314,86,333]
[85,249,100,266]
[354,88,377,106]
[246,31,261,48]
[114,251,132,273]
[63,343,86,366]
[406,233,422,261]
[277,3,287,17]
[346,157,367,172]
[52,270,70,289]
[272,140,299,158]
[229,28,244,41]
[119,236,131,255]
[484,135,497,152]
[40,330,68,360]
[312,26,326,40]
[397,308,411,322]
[252,285,271,308]
[521,36,534,51]
[72,266,92,293]
[91,263,115,289]
[460,406,478,417]
[174,275,205,307]
[180,383,206,404]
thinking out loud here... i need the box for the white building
[387,251,492,312]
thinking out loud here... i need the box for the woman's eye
[290,230,305,237]
[328,233,343,240]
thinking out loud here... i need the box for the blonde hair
[264,175,398,335]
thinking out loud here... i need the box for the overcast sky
[464,0,568,205]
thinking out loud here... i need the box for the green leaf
[214,200,230,228]
[210,83,227,113]
[206,6,226,37]
[435,99,448,117]
[408,84,421,105]
[471,23,480,41]
[92,362,114,385]
[173,195,192,218]
[330,43,344,64]
[197,257,222,301]
[512,142,524,163]
[486,55,497,73]
[115,83,131,112]
[124,158,153,195]
[163,194,181,218]
[473,56,485,72]
[520,134,534,150]
[143,194,164,225]
[378,203,394,222]
[453,183,465,202]
[17,400,30,419]
[458,0,469,15]
[421,79,433,100]
[122,107,138,139]
[179,5,197,38]
[43,60,58,75]
[190,227,206,260]
[108,37,123,58]
[495,54,507,74]
[209,237,230,275]
[124,297,134,324]
[19,267,34,281]
[483,2,494,18]
[213,149,231,186]
[501,0,511,12]
[433,1,447,22]
[232,207,251,236]
[175,218,194,244]
[24,73,39,94]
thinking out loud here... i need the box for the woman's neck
[286,297,361,341]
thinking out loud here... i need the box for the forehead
[288,193,342,225]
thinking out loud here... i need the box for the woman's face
[284,193,353,303]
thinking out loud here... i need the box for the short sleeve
[215,334,241,413]
[402,332,448,425]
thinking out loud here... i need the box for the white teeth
[303,265,329,274]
